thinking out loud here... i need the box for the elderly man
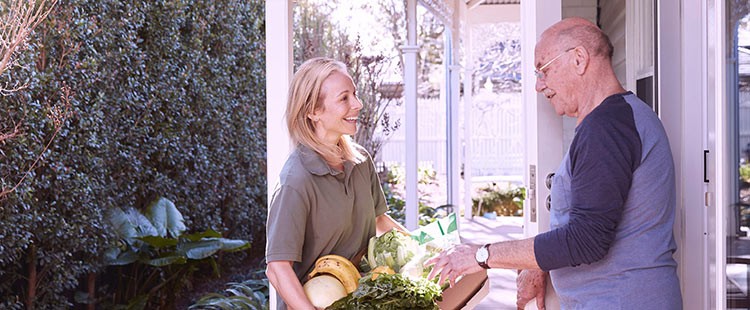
[427,17,682,309]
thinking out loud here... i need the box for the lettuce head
[366,229,423,273]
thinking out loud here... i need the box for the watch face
[475,246,489,262]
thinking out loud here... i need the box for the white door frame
[708,0,729,308]
[265,1,293,309]
[521,0,562,238]
[660,0,728,308]
[521,1,562,308]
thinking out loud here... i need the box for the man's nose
[535,78,546,93]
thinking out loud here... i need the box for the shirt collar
[297,144,351,176]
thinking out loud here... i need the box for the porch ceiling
[482,0,521,4]
[467,0,521,6]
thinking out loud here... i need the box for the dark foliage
[0,0,266,308]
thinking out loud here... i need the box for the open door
[521,1,562,309]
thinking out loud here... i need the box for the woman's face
[310,70,363,145]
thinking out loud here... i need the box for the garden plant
[0,0,267,308]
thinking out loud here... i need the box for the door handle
[704,150,709,183]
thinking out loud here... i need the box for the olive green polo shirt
[265,144,388,284]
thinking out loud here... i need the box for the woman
[265,57,404,310]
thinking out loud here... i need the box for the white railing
[377,93,524,183]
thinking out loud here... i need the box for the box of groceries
[305,213,489,309]
[414,213,490,309]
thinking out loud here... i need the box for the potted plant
[472,183,525,217]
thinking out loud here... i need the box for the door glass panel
[728,4,750,309]
[636,76,656,112]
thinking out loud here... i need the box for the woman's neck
[322,146,344,171]
[329,161,344,172]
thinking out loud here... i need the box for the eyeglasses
[534,47,575,80]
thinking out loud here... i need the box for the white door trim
[520,1,563,308]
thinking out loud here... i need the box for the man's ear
[573,46,589,75]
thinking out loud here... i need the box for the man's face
[534,41,577,117]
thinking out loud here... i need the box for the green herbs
[342,229,444,309]
[327,273,442,310]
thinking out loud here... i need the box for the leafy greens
[326,273,442,310]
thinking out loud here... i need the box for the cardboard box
[410,214,490,309]
[437,270,490,310]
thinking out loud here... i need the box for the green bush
[101,197,251,309]
[380,163,437,226]
[472,183,525,217]
[740,163,750,183]
[0,0,266,308]
[189,273,269,310]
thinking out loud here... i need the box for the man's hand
[425,243,484,287]
[516,269,547,310]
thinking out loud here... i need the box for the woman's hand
[375,213,407,235]
[266,261,317,310]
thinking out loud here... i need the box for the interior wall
[598,0,628,89]
[562,0,598,21]
[560,0,598,152]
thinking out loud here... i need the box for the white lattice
[378,95,524,179]
[419,0,454,28]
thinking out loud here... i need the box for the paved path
[458,216,524,310]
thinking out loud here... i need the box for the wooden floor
[457,216,524,310]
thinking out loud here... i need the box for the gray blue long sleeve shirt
[534,92,682,309]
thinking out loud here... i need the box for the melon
[303,274,348,308]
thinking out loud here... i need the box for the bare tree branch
[0,116,23,142]
[0,84,71,199]
[0,0,58,91]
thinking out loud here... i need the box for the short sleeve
[265,185,310,263]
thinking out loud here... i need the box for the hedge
[0,0,266,308]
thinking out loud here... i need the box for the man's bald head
[534,17,625,122]
[540,17,613,59]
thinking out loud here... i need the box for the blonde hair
[286,57,365,166]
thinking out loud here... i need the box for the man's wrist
[475,243,491,269]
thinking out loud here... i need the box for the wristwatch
[475,243,491,269]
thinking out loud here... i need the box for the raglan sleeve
[534,111,640,271]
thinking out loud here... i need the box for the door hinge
[528,165,537,223]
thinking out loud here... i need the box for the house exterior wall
[559,1,598,154]
[598,0,628,89]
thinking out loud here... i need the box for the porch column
[403,0,419,230]
[265,0,293,309]
[447,1,462,217]
[462,3,474,220]
[446,34,461,208]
